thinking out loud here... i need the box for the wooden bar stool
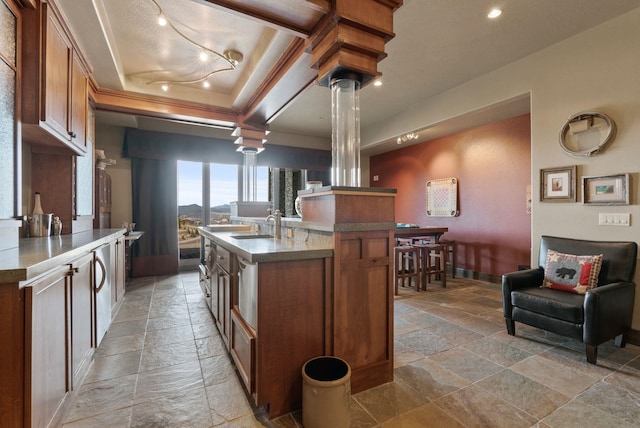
[394,245,420,294]
[439,239,456,278]
[415,242,447,289]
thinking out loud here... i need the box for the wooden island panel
[332,230,394,392]
[255,257,330,417]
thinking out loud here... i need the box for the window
[177,161,202,262]
[209,163,238,223]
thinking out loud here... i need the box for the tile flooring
[62,272,640,427]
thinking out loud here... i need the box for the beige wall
[362,8,640,328]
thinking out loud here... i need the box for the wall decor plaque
[426,178,458,217]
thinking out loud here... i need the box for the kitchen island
[199,226,333,418]
[199,186,397,418]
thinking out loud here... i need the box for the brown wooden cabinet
[22,0,89,155]
[332,230,394,392]
[1,231,123,428]
[26,265,70,428]
[213,245,234,347]
[69,52,87,150]
[69,252,94,389]
[230,308,255,393]
[253,258,328,417]
[22,251,95,427]
[23,0,94,235]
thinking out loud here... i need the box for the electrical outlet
[373,175,379,182]
[598,213,631,226]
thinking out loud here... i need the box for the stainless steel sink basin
[230,234,274,240]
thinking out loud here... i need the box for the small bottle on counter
[32,192,44,215]
[53,216,63,235]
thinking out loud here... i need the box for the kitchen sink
[230,234,274,240]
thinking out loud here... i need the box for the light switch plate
[598,213,631,226]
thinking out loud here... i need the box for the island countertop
[199,227,333,263]
[0,229,126,284]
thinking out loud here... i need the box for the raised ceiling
[58,0,640,154]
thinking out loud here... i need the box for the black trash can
[302,356,351,428]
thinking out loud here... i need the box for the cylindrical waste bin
[302,356,351,428]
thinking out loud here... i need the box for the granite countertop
[199,228,333,263]
[0,229,126,285]
[231,216,396,233]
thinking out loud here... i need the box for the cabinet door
[230,309,255,393]
[43,9,71,140]
[69,51,87,151]
[28,265,70,428]
[333,231,393,390]
[75,135,93,217]
[70,252,94,389]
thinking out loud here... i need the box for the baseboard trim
[628,329,640,346]
[455,268,501,284]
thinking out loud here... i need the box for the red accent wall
[370,114,531,279]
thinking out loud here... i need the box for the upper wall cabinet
[21,1,89,155]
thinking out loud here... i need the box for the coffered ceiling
[57,0,640,154]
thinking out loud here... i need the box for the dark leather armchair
[502,235,637,364]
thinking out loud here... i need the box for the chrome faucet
[266,209,282,239]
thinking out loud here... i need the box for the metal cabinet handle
[95,256,107,292]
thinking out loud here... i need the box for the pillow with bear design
[542,249,603,294]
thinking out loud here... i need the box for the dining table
[394,226,450,290]
[394,226,448,243]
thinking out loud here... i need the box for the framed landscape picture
[540,165,576,202]
[583,173,629,205]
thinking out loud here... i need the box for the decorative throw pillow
[542,250,603,294]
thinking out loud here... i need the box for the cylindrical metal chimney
[331,74,361,187]
[242,147,258,201]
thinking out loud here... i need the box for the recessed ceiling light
[488,8,502,19]
[158,14,167,26]
[199,52,208,62]
[374,80,382,87]
[203,81,210,88]
[161,84,169,91]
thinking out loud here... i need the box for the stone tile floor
[62,272,640,427]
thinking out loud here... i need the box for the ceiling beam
[199,0,331,38]
[91,85,238,128]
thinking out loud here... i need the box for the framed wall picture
[583,173,629,205]
[426,177,458,217]
[540,165,576,202]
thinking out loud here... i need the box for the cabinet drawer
[230,308,255,393]
[216,246,233,273]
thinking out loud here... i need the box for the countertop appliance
[94,243,112,346]
[237,257,258,330]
